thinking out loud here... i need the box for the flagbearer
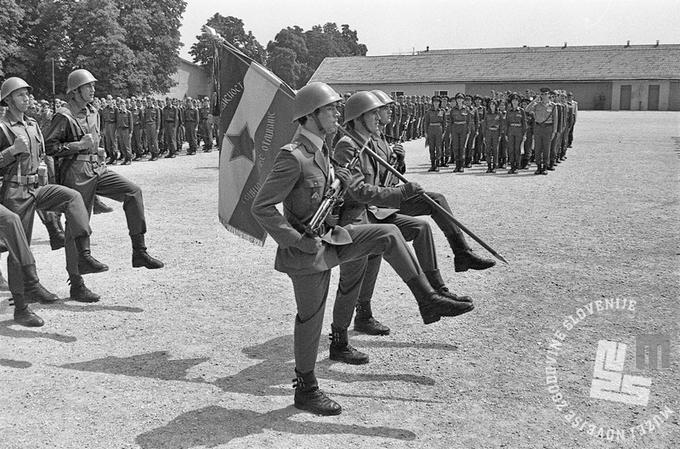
[251,82,474,416]
[44,69,164,301]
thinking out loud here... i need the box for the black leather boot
[44,212,65,250]
[354,302,390,335]
[454,249,496,272]
[293,369,342,416]
[131,234,164,269]
[76,237,109,274]
[23,264,58,304]
[329,325,369,365]
[68,274,100,303]
[406,273,474,324]
[424,270,473,303]
[93,196,114,215]
[13,296,44,327]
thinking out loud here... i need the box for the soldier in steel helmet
[0,76,109,306]
[43,69,164,301]
[251,83,472,417]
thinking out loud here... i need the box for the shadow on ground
[135,405,416,448]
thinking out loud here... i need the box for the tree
[267,47,299,88]
[0,0,25,77]
[190,14,265,72]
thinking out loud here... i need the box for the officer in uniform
[198,97,212,152]
[449,93,471,173]
[43,69,164,296]
[115,98,133,165]
[0,76,108,304]
[101,95,118,164]
[251,83,472,416]
[423,95,444,172]
[525,87,557,175]
[161,97,179,158]
[182,97,199,155]
[143,97,161,161]
[505,93,526,174]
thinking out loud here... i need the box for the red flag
[216,43,297,245]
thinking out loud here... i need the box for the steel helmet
[292,82,341,121]
[66,69,97,94]
[1,77,31,103]
[343,91,383,125]
[370,89,394,106]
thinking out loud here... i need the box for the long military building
[309,43,680,111]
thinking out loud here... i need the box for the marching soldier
[0,76,108,304]
[449,93,471,173]
[251,83,472,416]
[505,93,526,174]
[423,95,444,172]
[525,87,557,175]
[43,69,164,297]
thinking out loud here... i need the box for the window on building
[435,90,448,97]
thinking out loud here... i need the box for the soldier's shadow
[135,405,416,449]
[0,319,77,342]
[32,299,144,314]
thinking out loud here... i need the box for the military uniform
[483,107,502,172]
[525,89,557,174]
[505,103,526,173]
[521,100,535,168]
[100,104,118,162]
[198,103,212,152]
[115,106,133,164]
[131,105,143,160]
[423,99,444,171]
[143,102,161,160]
[182,105,199,154]
[449,97,471,172]
[161,102,179,157]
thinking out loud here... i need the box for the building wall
[161,60,210,100]
[611,80,672,111]
[328,83,466,98]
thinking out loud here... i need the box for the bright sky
[179,0,680,60]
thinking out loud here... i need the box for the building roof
[310,44,680,84]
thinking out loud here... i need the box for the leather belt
[487,126,499,131]
[75,154,100,162]
[427,123,442,127]
[7,174,39,185]
[453,121,467,125]
[509,123,523,127]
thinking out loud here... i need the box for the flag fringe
[219,215,266,247]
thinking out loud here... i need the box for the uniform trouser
[291,223,420,373]
[333,212,437,330]
[117,128,132,161]
[199,121,212,150]
[145,124,159,157]
[560,128,569,158]
[498,134,508,165]
[568,122,575,147]
[465,132,476,164]
[2,184,91,295]
[534,126,553,168]
[103,124,118,159]
[442,127,451,160]
[550,129,563,166]
[507,130,523,167]
[60,164,146,274]
[176,125,185,152]
[485,131,500,168]
[523,132,534,163]
[426,125,442,164]
[132,127,143,157]
[163,123,177,155]
[473,132,484,162]
[185,123,197,152]
[451,126,467,166]
[0,204,35,294]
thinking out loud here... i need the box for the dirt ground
[0,111,678,449]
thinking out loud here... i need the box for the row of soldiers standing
[337,90,577,175]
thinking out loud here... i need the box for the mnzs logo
[589,340,652,406]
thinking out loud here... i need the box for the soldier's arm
[0,132,19,168]
[251,149,303,248]
[43,113,82,157]
[334,138,404,208]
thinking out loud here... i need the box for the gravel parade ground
[1,111,678,448]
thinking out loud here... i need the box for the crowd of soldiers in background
[0,94,219,164]
[337,89,578,175]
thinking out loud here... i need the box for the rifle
[304,136,370,236]
[382,127,407,187]
[336,126,508,265]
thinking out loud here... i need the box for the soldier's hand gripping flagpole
[337,126,509,265]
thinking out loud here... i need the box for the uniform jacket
[116,109,133,130]
[505,107,526,135]
[101,106,117,125]
[251,130,351,275]
[423,107,445,129]
[449,105,471,131]
[333,133,404,227]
